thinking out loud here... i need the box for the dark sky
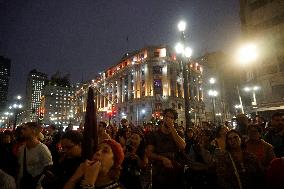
[0,0,241,98]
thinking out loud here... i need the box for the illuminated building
[240,0,284,113]
[25,69,47,121]
[76,45,204,126]
[0,56,11,112]
[41,84,76,126]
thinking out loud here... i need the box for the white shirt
[18,143,53,179]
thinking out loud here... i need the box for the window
[154,51,159,57]
[153,79,162,95]
[272,85,284,99]
[154,79,162,88]
[153,66,162,74]
[155,103,162,111]
[178,103,183,110]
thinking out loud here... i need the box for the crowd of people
[0,109,284,189]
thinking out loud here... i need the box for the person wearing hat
[64,139,124,189]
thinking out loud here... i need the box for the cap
[102,139,124,168]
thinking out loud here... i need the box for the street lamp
[175,20,193,130]
[209,77,216,84]
[237,43,258,64]
[244,86,260,106]
[178,21,186,32]
[235,43,258,114]
[9,102,23,131]
[208,90,218,124]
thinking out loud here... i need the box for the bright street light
[209,78,216,84]
[175,42,184,54]
[208,90,218,97]
[253,86,260,91]
[237,43,258,64]
[244,86,260,106]
[175,43,192,58]
[16,95,22,100]
[244,86,260,92]
[235,104,242,109]
[178,21,186,32]
[184,47,193,58]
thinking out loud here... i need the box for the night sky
[0,0,241,99]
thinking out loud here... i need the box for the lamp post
[175,20,193,130]
[235,43,258,114]
[9,95,23,131]
[9,103,23,131]
[208,90,218,124]
[4,112,13,128]
[244,86,260,106]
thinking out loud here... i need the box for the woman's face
[92,143,114,174]
[227,132,242,149]
[60,138,82,158]
[98,123,105,133]
[130,133,141,147]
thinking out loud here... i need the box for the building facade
[0,56,11,112]
[197,52,241,122]
[25,69,47,121]
[41,84,76,126]
[76,45,205,126]
[239,0,284,114]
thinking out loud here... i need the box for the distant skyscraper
[0,56,11,112]
[25,69,47,121]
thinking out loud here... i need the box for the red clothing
[267,157,284,189]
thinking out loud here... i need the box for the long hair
[225,130,246,152]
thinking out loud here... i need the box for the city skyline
[0,0,241,98]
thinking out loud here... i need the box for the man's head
[120,118,129,128]
[61,130,83,158]
[21,122,41,140]
[163,108,178,120]
[98,121,107,133]
[236,114,249,126]
[47,125,56,134]
[271,112,283,129]
[162,108,178,129]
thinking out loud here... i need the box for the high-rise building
[40,75,76,126]
[25,69,47,121]
[239,0,284,114]
[0,56,11,112]
[76,45,204,126]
